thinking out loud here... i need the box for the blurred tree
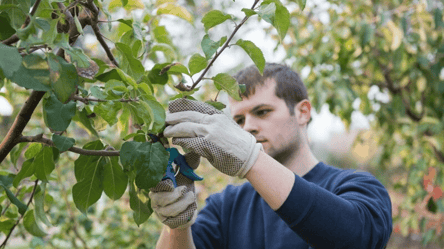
[280,0,444,245]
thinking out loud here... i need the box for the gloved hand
[149,152,200,229]
[164,98,262,178]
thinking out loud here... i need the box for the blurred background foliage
[0,0,443,248]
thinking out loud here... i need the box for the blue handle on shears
[162,148,203,188]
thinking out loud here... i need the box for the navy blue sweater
[191,162,392,248]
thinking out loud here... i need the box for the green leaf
[201,35,227,59]
[296,0,307,11]
[148,63,169,85]
[13,159,35,188]
[72,108,100,137]
[116,42,145,81]
[153,25,173,46]
[2,0,30,30]
[43,94,76,132]
[0,178,27,215]
[0,13,16,40]
[129,181,152,226]
[235,39,265,74]
[47,54,79,103]
[241,8,257,17]
[65,47,91,68]
[34,182,52,226]
[11,54,51,91]
[74,140,104,182]
[151,43,177,61]
[258,2,276,24]
[74,15,83,35]
[10,142,27,166]
[273,3,290,40]
[239,84,246,94]
[25,143,43,159]
[0,44,22,79]
[33,146,55,182]
[72,156,105,214]
[52,134,75,152]
[103,157,128,200]
[140,95,166,133]
[94,101,122,126]
[188,53,207,76]
[97,68,138,89]
[90,86,108,99]
[166,63,190,75]
[212,73,242,101]
[205,101,226,110]
[157,2,194,24]
[201,10,232,32]
[120,141,169,189]
[23,209,47,237]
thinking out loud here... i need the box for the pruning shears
[148,134,203,188]
[163,148,203,188]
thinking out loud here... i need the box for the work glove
[163,98,263,178]
[149,152,200,229]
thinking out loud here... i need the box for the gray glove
[163,98,262,178]
[149,152,200,229]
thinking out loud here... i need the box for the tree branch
[16,135,120,157]
[188,0,261,90]
[0,180,39,249]
[83,1,119,67]
[1,0,43,45]
[0,91,46,163]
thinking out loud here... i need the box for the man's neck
[282,143,319,177]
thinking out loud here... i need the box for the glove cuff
[236,142,263,178]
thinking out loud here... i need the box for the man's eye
[257,110,270,116]
[235,118,244,125]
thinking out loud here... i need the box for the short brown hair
[233,63,308,115]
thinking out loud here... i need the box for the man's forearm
[156,226,196,249]
[245,151,295,210]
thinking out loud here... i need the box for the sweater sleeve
[275,172,392,249]
[191,190,225,249]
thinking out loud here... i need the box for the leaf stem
[188,0,261,90]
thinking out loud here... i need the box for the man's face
[229,79,305,163]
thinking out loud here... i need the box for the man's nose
[243,116,259,135]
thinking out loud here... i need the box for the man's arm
[247,151,392,248]
[156,226,196,249]
[245,150,295,210]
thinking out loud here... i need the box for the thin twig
[83,1,119,67]
[0,180,39,249]
[15,135,120,157]
[188,0,261,90]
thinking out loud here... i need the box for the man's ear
[295,100,311,125]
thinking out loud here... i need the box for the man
[149,63,392,248]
